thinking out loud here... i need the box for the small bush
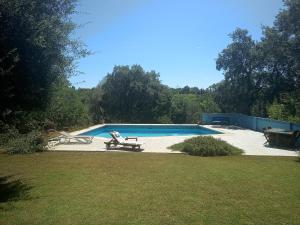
[6,131,47,154]
[169,136,243,156]
[0,127,19,146]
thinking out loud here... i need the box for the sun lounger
[104,131,142,150]
[49,131,93,146]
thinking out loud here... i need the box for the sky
[71,0,284,89]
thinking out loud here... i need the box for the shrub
[156,115,173,124]
[0,126,19,147]
[169,136,243,156]
[6,131,47,154]
[46,86,91,130]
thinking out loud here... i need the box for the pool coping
[71,124,105,136]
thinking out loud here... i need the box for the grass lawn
[0,152,299,225]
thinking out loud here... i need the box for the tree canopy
[90,65,172,123]
[214,0,300,122]
[0,0,87,124]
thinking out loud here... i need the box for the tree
[199,92,220,114]
[46,85,91,129]
[267,92,300,123]
[214,0,300,122]
[0,0,88,124]
[259,0,300,119]
[89,85,105,123]
[170,93,219,123]
[216,28,257,114]
[267,100,287,121]
[91,65,171,123]
[170,94,201,123]
[253,0,300,120]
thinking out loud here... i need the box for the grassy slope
[0,152,299,225]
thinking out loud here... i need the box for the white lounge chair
[49,131,93,146]
[104,131,143,150]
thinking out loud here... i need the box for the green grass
[0,152,299,225]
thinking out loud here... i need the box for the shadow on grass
[0,176,32,203]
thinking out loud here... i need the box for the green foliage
[89,86,105,123]
[0,124,19,147]
[88,65,221,124]
[267,92,300,123]
[215,0,300,121]
[46,84,91,130]
[170,93,220,123]
[0,0,91,154]
[215,29,257,114]
[171,86,206,95]
[170,94,202,123]
[199,92,221,113]
[5,131,47,154]
[156,115,173,124]
[91,65,172,123]
[0,0,88,122]
[170,136,243,156]
[267,100,287,121]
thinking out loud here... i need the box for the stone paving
[51,124,299,157]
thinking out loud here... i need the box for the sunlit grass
[0,152,299,225]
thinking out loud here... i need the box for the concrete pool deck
[51,124,299,157]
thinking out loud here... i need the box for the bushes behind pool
[170,136,243,156]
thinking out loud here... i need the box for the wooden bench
[211,116,230,125]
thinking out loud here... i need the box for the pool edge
[75,124,222,137]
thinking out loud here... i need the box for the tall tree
[214,0,300,122]
[260,0,300,94]
[259,0,300,121]
[216,28,257,114]
[0,0,87,124]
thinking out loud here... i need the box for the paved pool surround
[51,124,299,156]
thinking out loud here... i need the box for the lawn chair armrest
[125,137,138,141]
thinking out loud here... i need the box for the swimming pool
[80,125,221,138]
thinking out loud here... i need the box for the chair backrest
[60,131,72,137]
[110,131,125,143]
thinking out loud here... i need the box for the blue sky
[71,0,284,89]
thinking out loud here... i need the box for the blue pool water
[80,125,221,138]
